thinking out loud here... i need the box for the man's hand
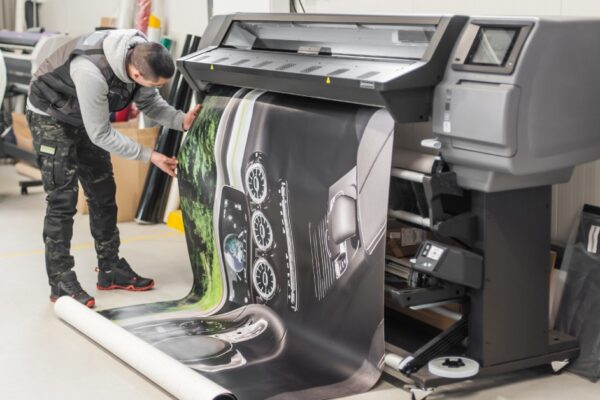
[151,151,178,177]
[183,104,202,131]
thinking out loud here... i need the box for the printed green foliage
[173,87,238,312]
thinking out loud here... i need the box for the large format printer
[177,13,600,396]
[0,30,70,95]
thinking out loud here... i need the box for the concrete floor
[0,163,599,400]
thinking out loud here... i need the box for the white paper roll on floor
[55,297,236,400]
[0,51,6,106]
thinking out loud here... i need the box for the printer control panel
[414,242,447,272]
[413,240,483,289]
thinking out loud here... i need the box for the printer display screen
[467,27,519,66]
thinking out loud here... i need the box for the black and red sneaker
[50,271,95,308]
[96,258,155,291]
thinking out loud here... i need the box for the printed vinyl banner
[99,86,395,399]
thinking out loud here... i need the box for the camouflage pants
[27,111,120,284]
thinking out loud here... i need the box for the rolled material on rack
[388,208,431,228]
[391,167,425,184]
[54,297,236,400]
[384,353,404,370]
[409,305,462,321]
[392,148,440,174]
[117,0,136,29]
[15,0,26,31]
[0,50,6,105]
[135,35,200,224]
[147,14,161,43]
[136,0,152,34]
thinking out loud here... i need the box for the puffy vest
[29,31,139,127]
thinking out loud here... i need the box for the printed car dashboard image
[100,86,394,400]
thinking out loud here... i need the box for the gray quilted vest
[29,31,139,127]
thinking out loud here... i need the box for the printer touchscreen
[467,26,519,66]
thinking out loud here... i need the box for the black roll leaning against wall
[135,35,200,224]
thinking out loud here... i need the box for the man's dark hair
[128,42,175,81]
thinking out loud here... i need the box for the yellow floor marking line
[0,231,181,261]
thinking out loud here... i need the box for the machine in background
[0,30,70,191]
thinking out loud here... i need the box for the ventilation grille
[309,217,337,301]
[253,60,272,68]
[232,59,250,66]
[276,63,296,71]
[328,68,349,76]
[357,71,380,80]
[212,57,229,63]
[300,65,322,74]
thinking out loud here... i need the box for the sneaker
[96,258,155,291]
[50,271,95,308]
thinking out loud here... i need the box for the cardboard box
[12,112,34,153]
[99,17,117,28]
[78,120,159,222]
[386,220,428,258]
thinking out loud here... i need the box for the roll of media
[54,297,236,400]
[0,50,6,106]
[428,356,480,379]
[135,35,200,224]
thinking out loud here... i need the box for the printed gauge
[253,258,277,301]
[245,163,268,204]
[252,211,273,251]
[223,233,246,273]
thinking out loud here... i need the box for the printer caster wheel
[408,386,434,400]
[551,359,570,375]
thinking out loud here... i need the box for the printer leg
[469,186,552,366]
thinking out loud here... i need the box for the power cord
[290,0,306,13]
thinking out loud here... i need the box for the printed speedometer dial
[253,257,277,300]
[252,211,273,251]
[245,163,268,204]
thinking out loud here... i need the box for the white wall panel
[562,0,600,16]
[212,0,271,15]
[301,0,413,14]
[38,0,122,36]
[470,0,561,16]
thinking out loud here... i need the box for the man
[27,29,200,308]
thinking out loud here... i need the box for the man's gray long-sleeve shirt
[69,57,184,162]
[28,29,185,162]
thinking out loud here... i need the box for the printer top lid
[178,13,468,123]
[0,30,58,50]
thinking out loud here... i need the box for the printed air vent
[252,211,273,251]
[328,68,349,76]
[357,71,380,80]
[276,63,296,71]
[300,65,322,74]
[253,61,272,68]
[212,57,229,63]
[309,217,337,301]
[232,59,250,66]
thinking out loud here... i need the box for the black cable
[290,0,306,13]
[297,0,306,13]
